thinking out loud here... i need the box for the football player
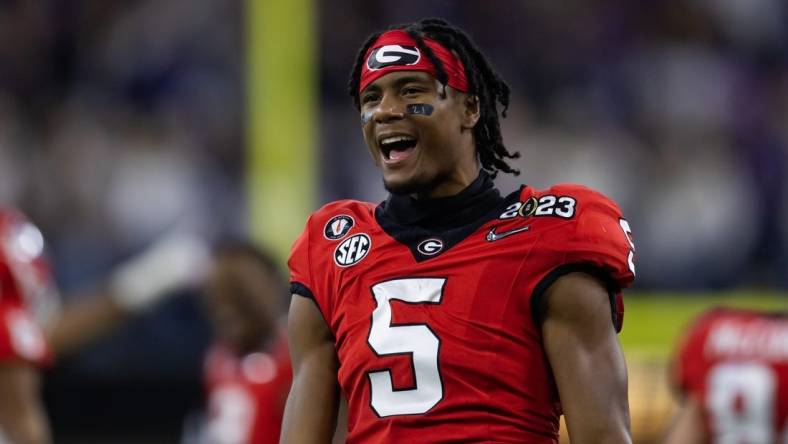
[198,242,292,444]
[0,207,207,444]
[664,307,788,444]
[0,209,58,444]
[282,18,636,443]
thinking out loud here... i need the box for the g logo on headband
[367,45,420,70]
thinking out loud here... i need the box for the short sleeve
[529,185,636,332]
[287,215,315,299]
[566,191,636,290]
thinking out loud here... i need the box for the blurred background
[0,0,786,442]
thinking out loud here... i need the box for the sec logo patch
[334,234,371,267]
[324,215,354,240]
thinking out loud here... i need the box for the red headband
[359,30,469,94]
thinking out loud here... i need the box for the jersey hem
[290,281,314,299]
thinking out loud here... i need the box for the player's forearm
[45,290,127,357]
[662,398,705,444]
[0,365,51,444]
[3,413,51,444]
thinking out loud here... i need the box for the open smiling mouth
[379,135,418,163]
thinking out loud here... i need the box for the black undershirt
[375,170,519,262]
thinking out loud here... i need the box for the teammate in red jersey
[0,208,58,444]
[0,206,208,444]
[282,18,635,443]
[199,242,292,444]
[665,308,788,444]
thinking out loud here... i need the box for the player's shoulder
[678,307,750,355]
[298,199,379,244]
[514,183,626,233]
[290,199,378,268]
[305,199,377,233]
[683,307,733,339]
[690,306,763,329]
[694,306,787,332]
[312,199,377,216]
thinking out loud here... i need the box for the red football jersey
[673,308,788,443]
[0,208,57,366]
[202,334,292,444]
[289,183,635,443]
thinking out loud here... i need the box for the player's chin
[382,171,437,196]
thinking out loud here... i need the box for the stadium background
[0,0,786,442]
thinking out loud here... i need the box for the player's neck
[382,169,503,229]
[411,161,481,200]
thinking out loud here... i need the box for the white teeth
[380,135,415,146]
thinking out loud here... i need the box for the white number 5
[367,278,445,417]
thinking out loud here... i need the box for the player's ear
[461,94,480,129]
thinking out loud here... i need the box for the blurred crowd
[0,0,786,441]
[0,0,244,292]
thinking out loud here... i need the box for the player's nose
[373,93,405,124]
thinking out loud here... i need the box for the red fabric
[0,208,58,320]
[203,333,292,444]
[0,210,54,367]
[359,30,469,93]
[673,308,788,442]
[0,297,51,366]
[288,184,635,443]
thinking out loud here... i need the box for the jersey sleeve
[566,187,636,288]
[529,185,636,332]
[287,214,316,299]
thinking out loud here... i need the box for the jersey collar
[380,170,503,230]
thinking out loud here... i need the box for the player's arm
[662,395,705,444]
[280,295,340,444]
[47,232,208,357]
[45,291,126,357]
[332,396,348,444]
[0,364,50,444]
[541,272,631,444]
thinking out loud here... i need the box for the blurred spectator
[184,242,291,444]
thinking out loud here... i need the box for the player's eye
[361,93,380,105]
[402,86,424,96]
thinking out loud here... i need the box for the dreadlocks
[348,18,520,178]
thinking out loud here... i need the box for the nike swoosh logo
[486,225,530,242]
